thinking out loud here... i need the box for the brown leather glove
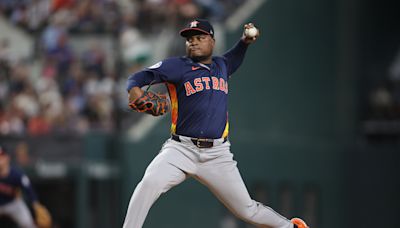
[33,202,52,228]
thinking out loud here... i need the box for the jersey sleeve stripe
[167,83,178,134]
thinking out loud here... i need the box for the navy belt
[171,134,227,148]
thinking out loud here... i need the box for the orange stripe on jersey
[167,83,178,133]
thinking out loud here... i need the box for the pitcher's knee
[234,204,258,222]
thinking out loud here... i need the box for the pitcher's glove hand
[129,91,170,116]
[33,202,52,228]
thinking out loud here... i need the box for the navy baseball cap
[180,19,214,38]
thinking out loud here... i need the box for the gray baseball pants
[0,198,36,228]
[123,136,293,228]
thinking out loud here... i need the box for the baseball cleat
[291,217,309,228]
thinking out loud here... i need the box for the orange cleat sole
[291,218,309,228]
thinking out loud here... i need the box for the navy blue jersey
[127,40,248,138]
[0,167,38,206]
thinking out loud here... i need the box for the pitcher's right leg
[123,142,194,228]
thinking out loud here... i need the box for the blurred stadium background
[1,0,399,227]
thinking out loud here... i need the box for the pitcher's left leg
[197,152,293,228]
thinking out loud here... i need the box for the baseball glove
[129,91,170,116]
[33,202,52,228]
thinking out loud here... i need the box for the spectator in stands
[51,0,74,13]
[0,38,13,79]
[0,0,245,137]
[81,41,106,79]
[26,0,50,33]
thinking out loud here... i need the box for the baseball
[245,27,258,38]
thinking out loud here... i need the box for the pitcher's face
[186,34,215,63]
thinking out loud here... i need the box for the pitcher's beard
[189,55,208,62]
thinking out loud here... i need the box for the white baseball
[245,27,258,38]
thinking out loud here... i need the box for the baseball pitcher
[123,19,309,228]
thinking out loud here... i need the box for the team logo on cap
[190,20,199,28]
